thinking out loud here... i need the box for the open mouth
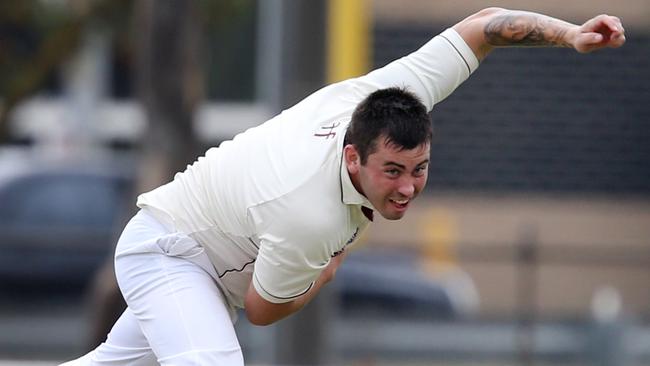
[389,198,410,210]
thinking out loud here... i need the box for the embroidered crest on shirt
[314,122,341,139]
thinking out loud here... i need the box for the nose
[397,177,415,197]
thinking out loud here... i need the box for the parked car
[336,250,450,317]
[0,148,134,293]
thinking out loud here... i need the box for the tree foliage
[0,0,254,142]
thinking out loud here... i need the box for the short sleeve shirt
[136,28,479,307]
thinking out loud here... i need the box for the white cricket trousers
[60,209,245,365]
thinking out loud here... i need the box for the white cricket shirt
[136,28,479,309]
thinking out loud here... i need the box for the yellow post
[419,208,458,273]
[327,0,371,83]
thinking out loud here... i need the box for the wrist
[564,25,581,49]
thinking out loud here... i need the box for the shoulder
[248,159,347,238]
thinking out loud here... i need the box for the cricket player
[62,7,625,365]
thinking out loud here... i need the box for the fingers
[585,32,604,44]
[605,15,626,48]
[582,14,624,34]
[610,31,626,48]
[610,16,626,47]
[577,14,626,52]
[604,15,626,47]
[574,32,603,53]
[601,14,621,33]
[584,14,623,31]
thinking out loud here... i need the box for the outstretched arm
[454,8,626,60]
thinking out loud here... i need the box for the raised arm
[454,7,626,61]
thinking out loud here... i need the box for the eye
[385,169,400,177]
[413,165,428,176]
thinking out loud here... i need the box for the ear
[343,144,360,174]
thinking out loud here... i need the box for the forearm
[245,254,343,326]
[483,10,576,48]
[248,272,327,325]
[454,8,577,60]
[454,8,624,60]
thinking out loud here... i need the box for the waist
[140,206,177,233]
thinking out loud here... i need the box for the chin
[380,210,406,221]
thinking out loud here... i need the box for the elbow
[244,288,292,326]
[466,7,507,23]
[477,7,507,17]
[245,308,277,326]
[245,279,300,326]
[457,7,507,28]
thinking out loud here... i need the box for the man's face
[346,135,430,220]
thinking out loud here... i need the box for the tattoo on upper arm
[484,13,570,47]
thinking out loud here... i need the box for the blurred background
[0,0,649,365]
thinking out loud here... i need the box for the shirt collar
[338,130,375,210]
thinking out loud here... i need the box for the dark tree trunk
[88,0,203,348]
[135,0,203,190]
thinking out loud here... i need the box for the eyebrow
[383,159,429,169]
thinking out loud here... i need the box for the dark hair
[344,87,432,164]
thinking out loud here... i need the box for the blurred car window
[0,165,132,289]
[0,174,123,229]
